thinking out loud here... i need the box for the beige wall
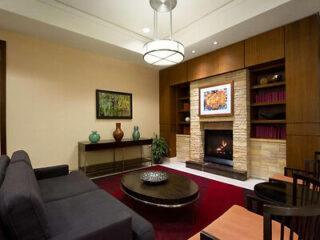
[0,29,159,170]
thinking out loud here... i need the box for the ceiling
[0,0,319,68]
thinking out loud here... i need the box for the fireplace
[204,129,233,167]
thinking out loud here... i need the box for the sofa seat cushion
[96,190,154,240]
[0,161,49,240]
[188,205,298,240]
[46,189,154,240]
[38,171,99,202]
[46,189,132,240]
[0,155,10,185]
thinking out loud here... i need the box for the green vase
[89,131,100,144]
[132,126,140,141]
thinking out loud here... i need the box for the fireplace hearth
[204,129,233,167]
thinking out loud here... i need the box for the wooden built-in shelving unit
[175,83,190,135]
[251,101,286,107]
[250,60,286,140]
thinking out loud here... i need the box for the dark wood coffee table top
[121,170,199,208]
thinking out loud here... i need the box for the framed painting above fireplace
[199,81,233,117]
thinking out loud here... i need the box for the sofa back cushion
[0,155,10,185]
[11,150,32,168]
[0,161,49,240]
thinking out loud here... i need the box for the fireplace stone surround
[190,69,250,175]
[176,69,286,179]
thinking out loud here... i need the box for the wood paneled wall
[187,42,244,81]
[0,40,6,155]
[168,62,187,86]
[285,15,320,169]
[159,14,320,163]
[245,28,284,67]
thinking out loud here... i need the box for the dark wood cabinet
[285,15,320,169]
[245,27,284,67]
[169,62,188,86]
[286,135,320,170]
[187,42,244,81]
[159,69,177,157]
[285,15,320,123]
[159,69,176,124]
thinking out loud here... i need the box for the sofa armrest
[50,211,132,240]
[34,165,69,180]
[200,231,220,240]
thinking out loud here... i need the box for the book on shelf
[254,126,286,139]
[183,126,190,135]
[255,90,286,103]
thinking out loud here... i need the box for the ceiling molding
[52,0,152,41]
[0,0,319,69]
[164,0,234,39]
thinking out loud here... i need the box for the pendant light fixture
[143,0,184,66]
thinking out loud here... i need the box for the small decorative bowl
[140,171,168,184]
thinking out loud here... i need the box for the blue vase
[89,131,100,144]
[132,126,140,141]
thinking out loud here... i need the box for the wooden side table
[78,138,153,177]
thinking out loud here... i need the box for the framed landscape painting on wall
[199,81,233,117]
[96,90,132,119]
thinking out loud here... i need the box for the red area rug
[94,166,250,240]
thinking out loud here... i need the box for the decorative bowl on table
[140,171,168,184]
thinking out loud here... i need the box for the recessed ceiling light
[192,50,196,54]
[213,41,218,45]
[143,28,150,33]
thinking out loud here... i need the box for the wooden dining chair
[263,204,320,240]
[270,154,320,184]
[292,174,320,206]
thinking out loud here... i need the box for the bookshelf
[175,83,190,135]
[250,60,286,140]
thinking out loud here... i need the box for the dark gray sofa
[0,151,154,240]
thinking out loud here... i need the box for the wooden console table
[78,138,153,177]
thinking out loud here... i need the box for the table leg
[78,148,81,171]
[122,148,124,172]
[84,152,87,176]
[113,148,116,170]
[140,145,143,166]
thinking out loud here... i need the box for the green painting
[96,90,132,119]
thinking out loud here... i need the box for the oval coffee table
[121,170,199,208]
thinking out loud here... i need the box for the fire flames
[216,140,228,154]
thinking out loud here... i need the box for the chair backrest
[292,174,320,206]
[263,204,320,240]
[305,159,320,179]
